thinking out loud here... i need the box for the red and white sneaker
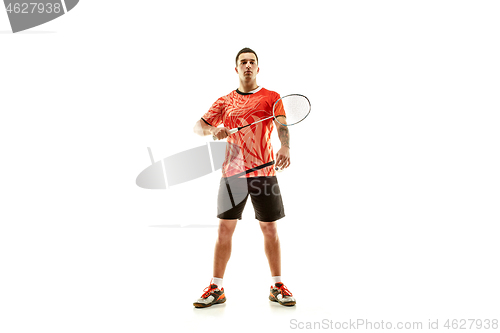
[193,281,226,308]
[269,282,296,306]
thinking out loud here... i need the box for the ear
[235,67,238,74]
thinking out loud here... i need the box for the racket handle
[212,128,239,141]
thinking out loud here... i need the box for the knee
[217,220,236,241]
[260,222,278,239]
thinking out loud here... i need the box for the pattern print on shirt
[202,88,283,178]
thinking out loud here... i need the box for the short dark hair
[235,47,258,66]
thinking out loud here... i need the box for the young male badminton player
[192,47,296,307]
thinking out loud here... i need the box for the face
[235,52,259,82]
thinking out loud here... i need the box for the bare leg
[213,219,238,278]
[259,221,281,276]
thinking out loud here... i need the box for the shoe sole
[193,297,226,308]
[269,295,296,306]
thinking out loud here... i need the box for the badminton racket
[212,94,311,141]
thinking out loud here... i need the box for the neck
[238,80,259,93]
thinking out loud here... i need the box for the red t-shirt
[202,87,285,178]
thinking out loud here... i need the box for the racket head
[273,94,311,126]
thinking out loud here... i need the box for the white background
[1,1,499,332]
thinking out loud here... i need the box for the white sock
[271,276,282,286]
[212,277,223,289]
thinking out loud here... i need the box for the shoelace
[276,283,293,297]
[201,283,219,298]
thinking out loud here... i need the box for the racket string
[276,95,310,126]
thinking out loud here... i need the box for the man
[192,48,296,307]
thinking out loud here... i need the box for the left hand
[275,146,290,170]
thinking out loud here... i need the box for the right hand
[211,127,231,140]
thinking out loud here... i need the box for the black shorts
[217,176,285,222]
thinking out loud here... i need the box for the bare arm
[193,119,213,136]
[275,116,290,148]
[274,116,291,169]
[193,119,230,140]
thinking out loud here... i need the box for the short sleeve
[273,95,286,118]
[202,97,225,127]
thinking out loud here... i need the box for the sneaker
[193,281,226,308]
[269,282,296,306]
